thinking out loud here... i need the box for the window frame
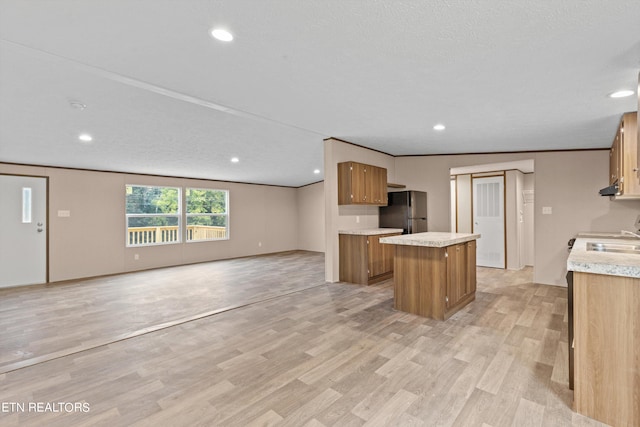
[125,184,182,247]
[185,187,230,243]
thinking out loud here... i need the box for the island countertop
[338,228,403,236]
[379,232,480,248]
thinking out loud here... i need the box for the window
[126,185,181,246]
[186,188,229,241]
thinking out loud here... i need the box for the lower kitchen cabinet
[573,271,640,427]
[339,232,401,285]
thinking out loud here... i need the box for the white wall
[0,163,300,282]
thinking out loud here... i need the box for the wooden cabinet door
[621,112,639,195]
[351,162,367,203]
[609,133,620,185]
[367,234,396,278]
[339,234,368,284]
[338,162,367,204]
[368,166,388,205]
[337,162,352,205]
[446,243,467,309]
[466,240,476,295]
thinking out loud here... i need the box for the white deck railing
[128,225,226,245]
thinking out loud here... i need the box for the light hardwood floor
[0,251,608,426]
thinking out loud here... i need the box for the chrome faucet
[621,230,640,238]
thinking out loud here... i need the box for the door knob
[37,228,43,233]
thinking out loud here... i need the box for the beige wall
[455,174,472,233]
[505,170,525,270]
[0,163,300,282]
[10,146,634,288]
[395,151,640,286]
[297,181,325,252]
[523,173,535,266]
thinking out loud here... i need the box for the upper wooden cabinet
[338,161,388,205]
[609,112,640,198]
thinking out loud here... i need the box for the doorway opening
[450,160,534,270]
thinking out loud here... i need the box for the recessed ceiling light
[433,124,446,131]
[609,90,634,98]
[69,101,87,110]
[78,133,93,142]
[211,28,233,42]
[313,169,320,174]
[231,157,239,163]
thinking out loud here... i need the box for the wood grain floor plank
[245,409,283,427]
[476,347,516,395]
[511,397,545,427]
[362,389,418,427]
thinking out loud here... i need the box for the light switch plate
[57,210,71,217]
[542,207,552,215]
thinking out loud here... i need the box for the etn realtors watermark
[1,401,90,413]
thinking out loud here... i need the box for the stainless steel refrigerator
[379,191,427,234]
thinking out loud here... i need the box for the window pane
[22,187,32,223]
[126,185,179,214]
[127,216,179,228]
[127,216,179,246]
[187,216,227,241]
[186,188,227,214]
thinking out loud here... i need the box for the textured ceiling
[0,1,639,186]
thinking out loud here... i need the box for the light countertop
[338,228,403,236]
[379,232,480,247]
[568,235,640,278]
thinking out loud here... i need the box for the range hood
[599,182,619,196]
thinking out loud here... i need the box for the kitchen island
[380,232,480,320]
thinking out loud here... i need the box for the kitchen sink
[579,233,640,240]
[586,242,640,254]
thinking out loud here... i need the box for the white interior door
[0,175,47,287]
[473,176,505,268]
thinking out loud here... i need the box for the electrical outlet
[356,216,360,223]
[258,241,262,247]
[542,207,552,215]
[134,254,139,260]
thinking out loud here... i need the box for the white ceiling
[0,1,638,187]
